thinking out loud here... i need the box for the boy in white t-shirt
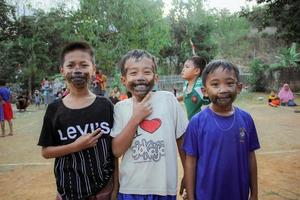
[111,49,188,200]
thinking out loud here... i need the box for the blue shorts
[0,106,4,121]
[118,193,176,200]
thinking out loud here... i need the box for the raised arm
[112,93,152,157]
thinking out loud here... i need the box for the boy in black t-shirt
[38,41,118,200]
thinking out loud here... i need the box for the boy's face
[203,67,242,109]
[181,60,200,81]
[60,50,96,89]
[121,57,158,101]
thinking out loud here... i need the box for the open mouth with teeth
[133,84,149,91]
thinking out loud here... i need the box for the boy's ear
[92,64,96,75]
[201,87,208,97]
[154,74,159,84]
[60,66,64,74]
[121,76,126,86]
[194,68,201,76]
[236,82,243,94]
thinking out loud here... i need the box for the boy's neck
[68,86,91,97]
[187,76,198,87]
[210,104,234,116]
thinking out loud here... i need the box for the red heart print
[140,118,162,134]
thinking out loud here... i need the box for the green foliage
[248,58,269,91]
[1,0,287,93]
[243,0,300,44]
[270,43,300,69]
[211,10,251,60]
[71,0,170,74]
[165,0,217,73]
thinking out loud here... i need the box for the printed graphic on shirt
[139,118,161,133]
[191,95,198,104]
[131,117,164,163]
[57,121,111,141]
[239,127,246,143]
[131,139,165,162]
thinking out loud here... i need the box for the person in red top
[0,80,14,136]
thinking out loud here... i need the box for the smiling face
[121,57,158,101]
[203,67,242,112]
[60,50,96,89]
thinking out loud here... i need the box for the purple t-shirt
[183,107,260,200]
[0,87,11,102]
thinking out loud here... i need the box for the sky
[9,0,258,15]
[203,0,257,12]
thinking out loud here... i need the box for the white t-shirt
[111,91,188,195]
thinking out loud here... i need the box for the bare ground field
[0,92,299,200]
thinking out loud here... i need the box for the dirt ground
[0,92,299,200]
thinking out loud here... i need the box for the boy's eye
[128,71,137,76]
[211,83,219,87]
[227,82,236,87]
[144,71,152,75]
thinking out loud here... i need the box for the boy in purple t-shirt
[183,59,260,200]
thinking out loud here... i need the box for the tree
[211,10,251,63]
[271,43,300,69]
[166,0,217,73]
[248,58,269,91]
[70,0,171,75]
[244,0,300,44]
[0,0,18,81]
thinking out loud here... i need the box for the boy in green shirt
[178,56,210,120]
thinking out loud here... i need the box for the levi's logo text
[57,122,110,141]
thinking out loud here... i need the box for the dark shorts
[56,179,113,200]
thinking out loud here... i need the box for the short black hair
[0,80,6,86]
[202,59,240,86]
[60,41,95,65]
[118,49,157,76]
[186,56,207,76]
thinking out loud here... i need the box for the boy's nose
[218,85,229,92]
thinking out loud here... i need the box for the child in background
[0,95,4,137]
[34,89,41,108]
[268,90,280,107]
[38,41,118,200]
[109,86,121,105]
[178,56,210,120]
[111,49,188,200]
[0,80,14,136]
[183,59,260,200]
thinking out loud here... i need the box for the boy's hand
[249,195,258,200]
[131,92,152,123]
[179,177,187,200]
[72,128,102,152]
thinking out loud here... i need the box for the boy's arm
[41,129,102,159]
[177,136,186,195]
[111,158,119,200]
[177,95,184,102]
[185,154,197,200]
[112,93,152,157]
[249,151,258,200]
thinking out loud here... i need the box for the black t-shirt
[38,96,114,200]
